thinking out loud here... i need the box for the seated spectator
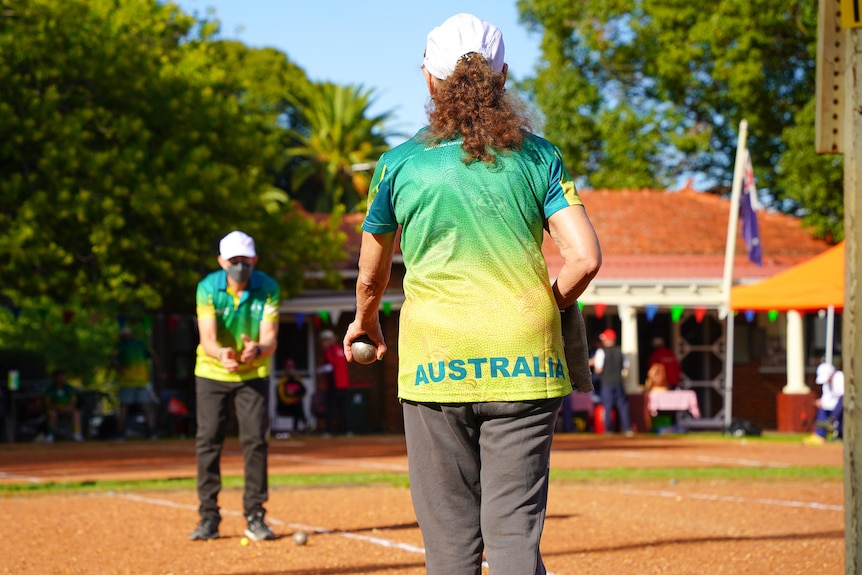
[43,369,83,443]
[644,363,670,392]
[647,337,681,389]
[804,361,844,445]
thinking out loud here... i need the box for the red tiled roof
[544,186,833,281]
[579,187,828,257]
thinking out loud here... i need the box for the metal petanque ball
[350,336,377,365]
[293,531,308,546]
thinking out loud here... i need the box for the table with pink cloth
[568,392,595,416]
[647,390,701,419]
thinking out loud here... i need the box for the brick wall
[729,359,817,432]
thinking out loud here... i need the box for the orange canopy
[730,242,844,312]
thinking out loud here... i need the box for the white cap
[219,231,256,259]
[815,362,836,384]
[423,13,505,80]
[320,330,335,341]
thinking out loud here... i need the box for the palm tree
[285,82,402,213]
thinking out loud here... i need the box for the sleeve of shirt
[544,147,584,218]
[263,278,280,323]
[362,160,398,234]
[833,372,845,396]
[195,279,216,320]
[593,348,605,370]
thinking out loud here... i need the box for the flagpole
[722,120,749,311]
[721,119,748,433]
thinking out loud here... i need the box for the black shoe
[244,511,275,541]
[189,517,220,541]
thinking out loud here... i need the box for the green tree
[518,0,842,239]
[777,101,843,241]
[285,82,399,213]
[0,0,344,319]
[0,298,119,387]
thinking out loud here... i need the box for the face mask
[227,261,252,283]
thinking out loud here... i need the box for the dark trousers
[277,403,307,431]
[195,376,269,519]
[559,393,575,432]
[600,384,631,432]
[326,388,350,434]
[403,398,561,575]
[815,396,843,438]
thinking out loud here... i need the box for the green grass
[688,432,821,443]
[0,471,410,495]
[550,465,842,482]
[0,464,842,496]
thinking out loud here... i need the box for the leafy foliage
[776,101,843,241]
[0,0,344,319]
[518,0,842,239]
[0,298,118,385]
[0,0,352,381]
[285,82,400,213]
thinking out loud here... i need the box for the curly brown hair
[424,53,532,164]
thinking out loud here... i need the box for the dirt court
[0,433,845,575]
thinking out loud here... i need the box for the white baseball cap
[219,231,256,259]
[423,13,505,80]
[815,362,836,384]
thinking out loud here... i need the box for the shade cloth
[729,242,844,312]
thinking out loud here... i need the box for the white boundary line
[114,493,557,575]
[610,450,792,468]
[0,471,43,483]
[592,485,844,511]
[115,492,426,552]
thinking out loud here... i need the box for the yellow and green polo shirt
[363,130,584,403]
[116,337,152,389]
[194,269,280,382]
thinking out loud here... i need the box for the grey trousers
[402,397,562,575]
[195,376,269,519]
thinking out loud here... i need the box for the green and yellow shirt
[44,383,78,408]
[194,269,280,382]
[363,130,583,403]
[116,337,151,389]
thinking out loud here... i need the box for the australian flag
[740,151,762,266]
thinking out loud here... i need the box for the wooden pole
[844,24,862,575]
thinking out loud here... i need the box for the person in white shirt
[804,361,844,445]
